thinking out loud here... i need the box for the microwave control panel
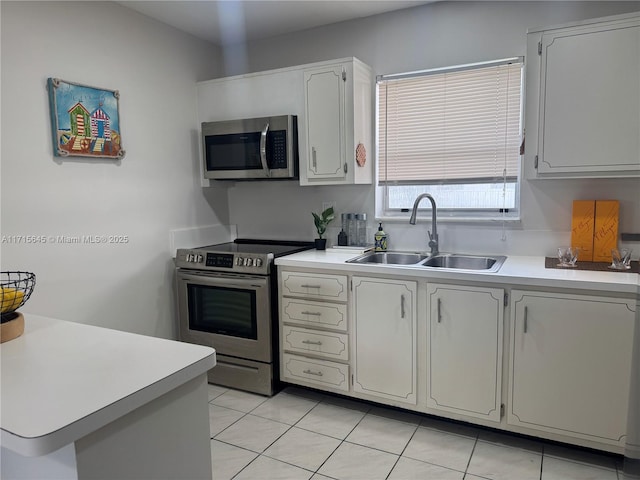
[267,130,287,169]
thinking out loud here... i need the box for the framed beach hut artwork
[47,78,125,159]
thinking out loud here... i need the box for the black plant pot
[315,238,327,250]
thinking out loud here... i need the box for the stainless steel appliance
[175,239,313,395]
[202,115,298,181]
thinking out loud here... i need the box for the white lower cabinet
[279,271,350,394]
[352,277,417,405]
[426,283,504,423]
[278,267,635,453]
[508,290,636,446]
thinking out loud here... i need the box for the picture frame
[47,78,125,159]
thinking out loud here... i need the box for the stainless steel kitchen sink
[346,251,507,272]
[421,254,507,272]
[346,252,429,265]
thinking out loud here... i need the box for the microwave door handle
[259,122,271,177]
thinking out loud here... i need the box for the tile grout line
[246,393,339,478]
[309,398,372,477]
[384,421,420,480]
[209,409,250,440]
[462,434,480,479]
[225,393,297,480]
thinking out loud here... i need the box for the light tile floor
[208,384,624,480]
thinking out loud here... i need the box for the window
[376,58,524,220]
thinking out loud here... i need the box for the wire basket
[1,271,36,323]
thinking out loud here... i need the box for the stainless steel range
[175,239,313,396]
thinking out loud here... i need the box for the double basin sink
[347,251,507,272]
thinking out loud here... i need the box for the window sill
[376,214,522,225]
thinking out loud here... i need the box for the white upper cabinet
[197,69,303,123]
[526,13,640,178]
[303,65,346,180]
[196,57,373,187]
[301,59,373,186]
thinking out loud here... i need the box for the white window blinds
[378,59,523,184]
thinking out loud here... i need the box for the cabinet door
[426,284,504,422]
[536,16,640,176]
[303,65,346,180]
[352,277,417,405]
[508,290,635,445]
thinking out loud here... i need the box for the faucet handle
[428,231,438,241]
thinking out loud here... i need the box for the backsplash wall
[224,1,640,257]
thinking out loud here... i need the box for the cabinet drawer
[282,325,348,361]
[281,272,347,301]
[281,298,347,331]
[282,353,349,392]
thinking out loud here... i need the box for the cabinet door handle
[301,311,322,316]
[302,340,323,346]
[523,306,528,334]
[312,147,317,169]
[343,162,348,174]
[303,369,323,377]
[400,294,406,319]
[301,284,321,289]
[437,297,442,323]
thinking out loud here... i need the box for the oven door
[176,270,271,363]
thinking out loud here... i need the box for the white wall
[0,1,228,337]
[220,1,640,256]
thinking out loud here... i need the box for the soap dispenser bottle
[374,223,388,252]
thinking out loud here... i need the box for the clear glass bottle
[355,213,367,246]
[342,213,356,246]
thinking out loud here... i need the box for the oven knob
[236,257,243,266]
[254,258,263,267]
[196,254,203,263]
[187,254,194,262]
[244,258,252,266]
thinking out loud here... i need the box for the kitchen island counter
[1,314,216,479]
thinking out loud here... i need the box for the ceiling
[117,0,434,46]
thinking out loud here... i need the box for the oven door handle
[178,272,268,289]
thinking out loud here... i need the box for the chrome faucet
[409,193,439,256]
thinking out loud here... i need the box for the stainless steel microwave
[201,115,298,180]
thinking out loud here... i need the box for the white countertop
[0,314,216,457]
[275,249,640,295]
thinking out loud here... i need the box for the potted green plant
[312,206,335,250]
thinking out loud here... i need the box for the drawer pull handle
[301,311,322,316]
[400,294,406,319]
[302,340,322,346]
[303,369,323,377]
[437,297,442,323]
[301,284,321,289]
[524,306,528,334]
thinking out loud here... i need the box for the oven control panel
[205,253,234,268]
[175,249,271,275]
